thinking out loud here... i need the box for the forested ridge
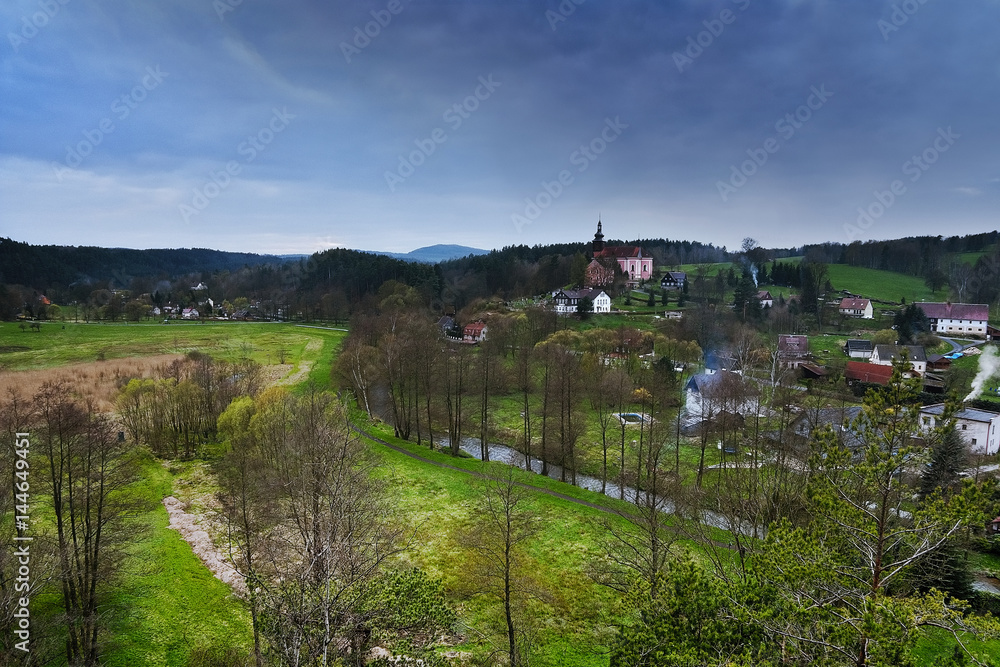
[2,231,998,322]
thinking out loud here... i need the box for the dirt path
[277,338,323,386]
[162,496,246,595]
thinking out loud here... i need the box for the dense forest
[1,230,998,322]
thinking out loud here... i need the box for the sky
[1,0,998,255]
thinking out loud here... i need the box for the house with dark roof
[839,297,873,319]
[844,339,875,359]
[778,334,810,369]
[552,288,611,314]
[437,315,456,335]
[870,344,926,374]
[757,291,773,308]
[916,302,989,338]
[682,370,759,436]
[660,271,687,291]
[786,406,865,451]
[920,403,1000,455]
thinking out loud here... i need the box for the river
[442,436,760,537]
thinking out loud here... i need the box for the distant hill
[368,244,489,264]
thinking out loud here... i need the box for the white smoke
[750,265,758,287]
[965,345,1000,402]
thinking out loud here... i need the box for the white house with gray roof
[920,403,1000,455]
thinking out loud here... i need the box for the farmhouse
[757,291,773,308]
[916,302,989,338]
[585,220,653,288]
[181,308,199,320]
[870,344,927,374]
[838,297,873,319]
[920,403,1000,455]
[661,271,687,291]
[552,288,611,314]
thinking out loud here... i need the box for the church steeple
[592,218,605,254]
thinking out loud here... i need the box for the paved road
[939,337,984,354]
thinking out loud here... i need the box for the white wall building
[552,288,610,314]
[839,297,873,319]
[917,302,989,338]
[920,403,1000,455]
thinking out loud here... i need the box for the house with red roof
[845,361,894,386]
[838,297,873,319]
[463,321,487,343]
[916,302,989,338]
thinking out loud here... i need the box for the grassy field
[0,320,346,373]
[104,454,254,667]
[824,264,949,305]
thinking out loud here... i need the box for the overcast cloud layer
[1,0,998,254]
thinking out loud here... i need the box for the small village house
[777,334,810,369]
[838,297,873,319]
[660,271,687,291]
[870,344,927,375]
[844,339,874,359]
[757,291,773,308]
[920,403,1000,455]
[463,321,487,343]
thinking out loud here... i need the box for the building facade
[586,220,653,288]
[916,302,989,337]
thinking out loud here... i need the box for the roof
[839,297,871,310]
[800,362,828,376]
[792,406,864,448]
[685,370,759,397]
[704,351,737,372]
[757,290,772,300]
[778,334,809,355]
[845,361,894,385]
[594,246,644,259]
[874,344,927,363]
[845,339,874,352]
[463,321,486,334]
[554,288,604,300]
[662,271,686,282]
[917,302,989,322]
[921,403,1000,423]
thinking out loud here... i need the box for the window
[962,424,967,430]
[972,438,978,445]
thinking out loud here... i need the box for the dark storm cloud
[1,0,996,252]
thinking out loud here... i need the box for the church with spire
[584,219,653,289]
